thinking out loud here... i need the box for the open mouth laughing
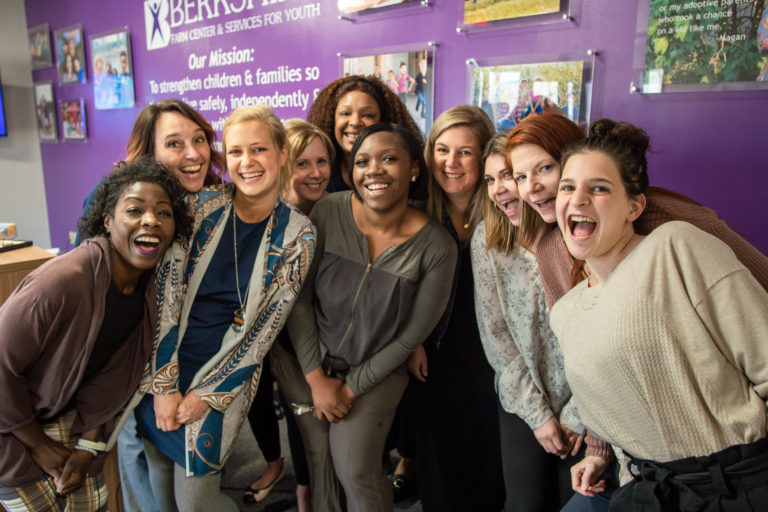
[568,214,597,239]
[134,234,162,256]
[498,198,520,218]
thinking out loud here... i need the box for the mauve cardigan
[0,237,156,486]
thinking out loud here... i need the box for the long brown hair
[125,99,224,185]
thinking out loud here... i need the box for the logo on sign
[145,0,171,50]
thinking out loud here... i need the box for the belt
[610,438,768,511]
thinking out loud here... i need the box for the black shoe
[392,473,413,503]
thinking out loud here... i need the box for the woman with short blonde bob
[133,106,315,512]
[242,119,334,509]
[403,105,505,511]
[471,132,584,511]
[282,119,335,214]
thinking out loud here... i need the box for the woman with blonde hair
[471,132,585,511]
[281,119,334,214]
[133,106,315,511]
[402,105,505,511]
[242,119,334,510]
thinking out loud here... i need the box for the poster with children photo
[54,25,87,85]
[343,49,434,133]
[90,28,135,109]
[28,24,53,70]
[471,59,585,132]
[60,98,87,141]
[33,81,57,142]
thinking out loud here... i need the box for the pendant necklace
[231,207,250,333]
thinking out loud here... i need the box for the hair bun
[589,118,649,155]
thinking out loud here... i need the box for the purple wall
[26,0,768,254]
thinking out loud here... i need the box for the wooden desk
[0,246,55,305]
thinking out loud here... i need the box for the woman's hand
[570,455,610,497]
[13,421,71,481]
[154,392,183,431]
[56,450,93,495]
[305,367,351,423]
[533,416,567,456]
[175,391,210,424]
[340,382,357,405]
[407,345,428,382]
[31,437,71,481]
[561,426,585,458]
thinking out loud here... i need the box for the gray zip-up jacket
[287,192,457,396]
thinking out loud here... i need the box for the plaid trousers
[0,411,108,512]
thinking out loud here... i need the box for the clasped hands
[306,366,355,423]
[154,390,210,431]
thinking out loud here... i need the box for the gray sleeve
[286,206,326,375]
[345,231,458,396]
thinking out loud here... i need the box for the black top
[83,274,148,382]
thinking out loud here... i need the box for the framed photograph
[464,0,561,25]
[90,28,135,109]
[469,56,592,132]
[342,46,435,133]
[54,25,87,85]
[633,0,768,93]
[59,98,87,141]
[338,0,416,15]
[28,24,53,70]
[33,81,57,142]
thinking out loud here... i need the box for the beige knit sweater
[551,221,768,463]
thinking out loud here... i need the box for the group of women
[1,73,768,512]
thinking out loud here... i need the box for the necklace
[231,208,250,332]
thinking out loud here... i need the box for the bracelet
[76,438,107,453]
[74,445,98,456]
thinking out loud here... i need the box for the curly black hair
[307,75,423,176]
[77,156,194,242]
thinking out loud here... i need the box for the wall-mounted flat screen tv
[0,72,7,138]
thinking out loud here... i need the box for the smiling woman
[0,159,191,512]
[133,106,315,512]
[402,105,506,512]
[284,123,455,511]
[551,119,768,511]
[307,76,422,193]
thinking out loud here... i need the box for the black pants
[498,405,577,512]
[246,353,310,486]
[612,437,768,511]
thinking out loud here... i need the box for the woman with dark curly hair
[307,75,422,192]
[0,158,191,512]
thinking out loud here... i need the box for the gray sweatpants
[271,342,408,512]
[142,439,238,512]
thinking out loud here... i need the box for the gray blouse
[287,192,457,396]
[470,221,582,432]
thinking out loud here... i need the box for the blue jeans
[118,414,160,512]
[416,91,427,112]
[560,492,611,512]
